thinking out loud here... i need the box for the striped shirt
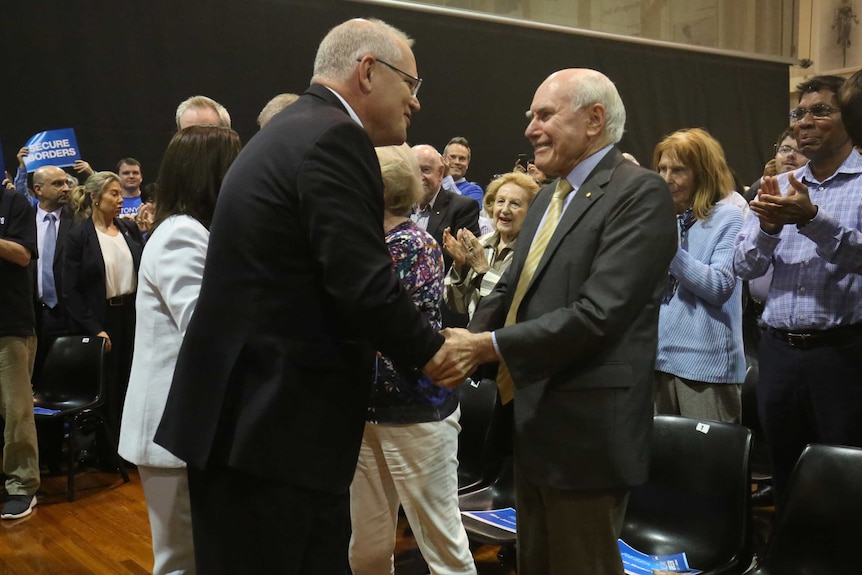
[733,149,862,330]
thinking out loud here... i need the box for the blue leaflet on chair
[34,407,62,415]
[618,539,701,575]
[460,507,517,533]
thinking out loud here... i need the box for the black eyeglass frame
[355,57,423,97]
[789,104,840,123]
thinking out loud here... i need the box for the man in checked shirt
[734,75,862,512]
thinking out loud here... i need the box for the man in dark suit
[458,69,677,574]
[154,18,474,574]
[411,144,480,269]
[412,144,480,329]
[30,166,74,372]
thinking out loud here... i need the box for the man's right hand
[17,147,28,169]
[423,328,479,389]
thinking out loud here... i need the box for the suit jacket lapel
[55,206,73,265]
[427,189,450,238]
[525,148,622,295]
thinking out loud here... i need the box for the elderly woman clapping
[443,171,538,319]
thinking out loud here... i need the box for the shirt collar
[799,147,862,186]
[36,205,63,220]
[323,86,363,127]
[561,144,614,192]
[420,188,441,211]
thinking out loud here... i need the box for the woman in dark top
[63,171,143,444]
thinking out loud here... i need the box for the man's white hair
[571,70,626,144]
[312,18,413,84]
[175,95,231,129]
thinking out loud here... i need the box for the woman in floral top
[348,144,476,575]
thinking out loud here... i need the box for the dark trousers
[187,465,351,574]
[102,299,135,443]
[758,330,862,508]
[514,457,629,575]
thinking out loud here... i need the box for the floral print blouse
[366,220,457,424]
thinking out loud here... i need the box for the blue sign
[23,128,82,172]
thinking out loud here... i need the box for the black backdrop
[1,0,788,187]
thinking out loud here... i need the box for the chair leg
[66,417,78,502]
[97,417,130,484]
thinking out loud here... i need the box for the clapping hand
[457,229,489,274]
[442,226,467,266]
[750,174,818,234]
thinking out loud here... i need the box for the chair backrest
[755,444,862,573]
[457,378,499,487]
[622,415,752,573]
[33,335,106,409]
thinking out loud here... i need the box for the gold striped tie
[495,178,574,403]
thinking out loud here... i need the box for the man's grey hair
[175,95,232,129]
[312,18,413,84]
[257,93,300,128]
[571,71,626,144]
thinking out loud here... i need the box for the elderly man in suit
[412,144,480,329]
[457,69,677,575]
[154,18,474,574]
[411,144,480,268]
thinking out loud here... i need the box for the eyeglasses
[356,57,423,97]
[789,104,840,123]
[775,145,800,156]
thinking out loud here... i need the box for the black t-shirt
[0,187,37,336]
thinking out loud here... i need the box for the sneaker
[1,495,37,520]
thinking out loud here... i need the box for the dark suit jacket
[426,188,480,270]
[62,217,143,335]
[33,204,75,332]
[470,147,677,491]
[155,84,444,494]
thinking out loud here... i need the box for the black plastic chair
[622,415,753,575]
[743,444,862,575]
[32,335,130,501]
[458,456,516,547]
[457,378,500,494]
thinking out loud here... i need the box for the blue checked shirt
[734,149,862,331]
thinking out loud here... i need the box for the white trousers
[138,465,196,575]
[349,407,476,575]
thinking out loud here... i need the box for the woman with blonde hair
[63,171,144,442]
[444,171,538,319]
[652,128,745,423]
[349,144,476,575]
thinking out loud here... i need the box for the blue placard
[23,128,82,172]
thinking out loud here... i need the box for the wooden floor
[0,469,516,575]
[1,467,774,575]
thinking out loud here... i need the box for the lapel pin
[585,192,592,198]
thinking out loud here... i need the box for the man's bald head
[33,165,71,211]
[411,145,444,206]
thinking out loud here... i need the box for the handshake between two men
[422,328,501,389]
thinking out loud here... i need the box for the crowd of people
[1,14,861,575]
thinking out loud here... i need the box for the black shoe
[751,485,774,507]
[1,495,37,520]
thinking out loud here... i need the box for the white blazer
[119,215,208,468]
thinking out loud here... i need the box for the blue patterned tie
[42,213,58,308]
